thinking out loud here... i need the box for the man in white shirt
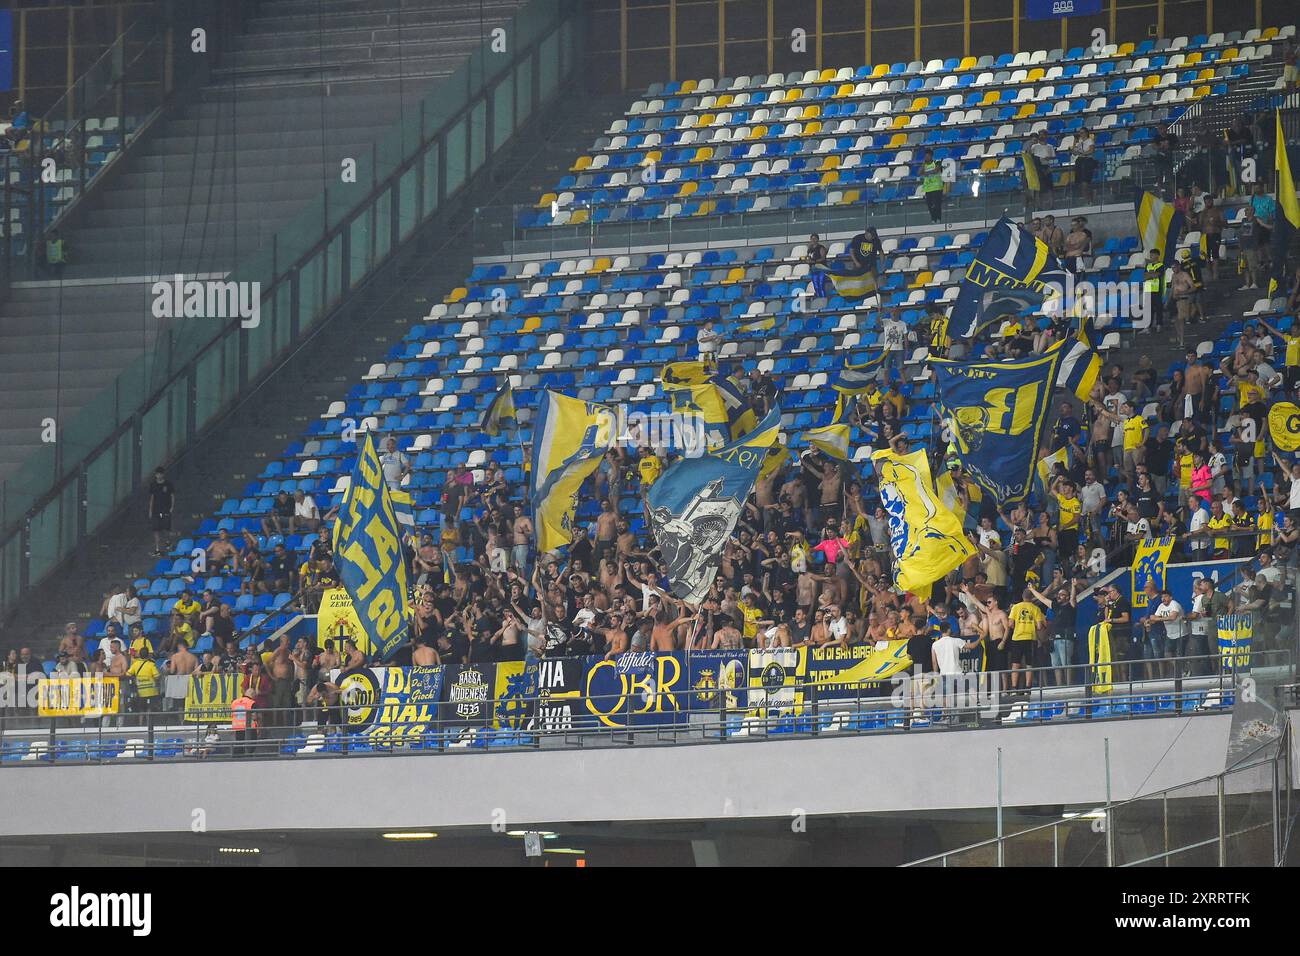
[697,320,721,364]
[105,586,129,628]
[1188,500,1210,556]
[976,517,1002,550]
[378,436,411,490]
[880,311,908,379]
[826,606,849,647]
[292,490,320,532]
[1147,590,1185,678]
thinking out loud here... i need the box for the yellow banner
[318,586,369,654]
[1088,622,1112,695]
[1268,402,1300,452]
[183,672,247,723]
[1130,535,1175,610]
[37,677,121,717]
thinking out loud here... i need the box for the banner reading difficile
[871,447,976,600]
[333,432,411,661]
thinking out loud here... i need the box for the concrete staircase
[0,0,524,485]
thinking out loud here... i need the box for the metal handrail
[2,649,1287,766]
[901,714,1292,867]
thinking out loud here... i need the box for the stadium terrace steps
[0,0,525,487]
[5,74,602,651]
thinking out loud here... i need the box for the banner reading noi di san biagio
[207,644,915,741]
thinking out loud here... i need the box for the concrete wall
[1,710,1279,838]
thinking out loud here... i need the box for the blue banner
[332,433,411,661]
[0,13,12,92]
[582,652,691,728]
[932,349,1063,503]
[949,217,1067,338]
[686,650,749,711]
[1026,0,1102,18]
[337,666,444,741]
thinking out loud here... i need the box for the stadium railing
[1,648,1290,765]
[902,707,1293,867]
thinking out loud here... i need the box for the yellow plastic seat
[723,266,745,283]
[521,316,542,333]
[888,132,908,149]
[871,64,889,78]
[981,90,1001,105]
[571,155,591,172]
[891,115,910,129]
[1116,41,1135,56]
[1016,104,1036,119]
[1026,67,1045,82]
[1262,26,1278,40]
[537,191,557,209]
[1193,85,1211,98]
[1222,47,1239,61]
[839,189,860,205]
[958,56,978,71]
[715,94,734,108]
[783,88,802,102]
[801,104,820,119]
[692,146,714,162]
[1185,52,1202,66]
[445,287,467,304]
[819,171,839,186]
[1141,74,1160,89]
[980,157,998,172]
[835,83,856,98]
[818,155,841,170]
[911,97,929,112]
[678,181,699,196]
[589,256,612,274]
[693,200,716,216]
[569,207,590,226]
[680,79,697,93]
[749,125,768,139]
[644,149,662,163]
[804,120,823,135]
[910,271,933,289]
[818,68,837,82]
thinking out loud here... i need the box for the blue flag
[332,433,411,660]
[930,349,1064,503]
[949,217,1067,338]
[648,408,781,603]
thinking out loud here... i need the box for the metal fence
[1,650,1288,765]
[903,703,1294,867]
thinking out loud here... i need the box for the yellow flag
[802,423,852,460]
[1269,402,1300,452]
[871,447,976,600]
[1278,111,1300,229]
[531,391,616,553]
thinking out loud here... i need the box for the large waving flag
[479,382,517,437]
[831,353,885,420]
[662,370,757,446]
[531,391,617,553]
[931,348,1064,503]
[661,360,712,387]
[871,447,976,601]
[332,432,411,661]
[1135,190,1185,271]
[1054,328,1102,400]
[1270,110,1300,296]
[648,408,781,603]
[949,217,1066,338]
[802,423,852,460]
[814,251,880,300]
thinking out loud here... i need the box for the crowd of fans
[4,110,1298,720]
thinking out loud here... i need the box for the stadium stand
[4,20,1298,751]
[0,0,526,482]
